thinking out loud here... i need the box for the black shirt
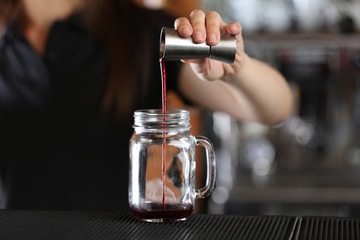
[0,7,181,210]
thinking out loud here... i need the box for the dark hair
[0,0,21,23]
[83,0,137,120]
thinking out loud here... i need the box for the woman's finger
[204,11,222,45]
[174,17,192,37]
[189,10,206,43]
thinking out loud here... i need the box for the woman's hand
[174,10,245,81]
[175,10,292,125]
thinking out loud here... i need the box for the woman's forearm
[221,53,293,124]
[179,58,292,125]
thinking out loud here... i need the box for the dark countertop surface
[0,210,359,240]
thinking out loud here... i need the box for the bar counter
[0,210,359,239]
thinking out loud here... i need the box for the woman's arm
[175,10,293,125]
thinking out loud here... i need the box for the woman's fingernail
[180,25,191,36]
[208,33,216,44]
[229,24,239,33]
[193,31,203,42]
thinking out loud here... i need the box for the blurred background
[137,0,360,217]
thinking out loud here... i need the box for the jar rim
[133,109,190,129]
[134,109,188,117]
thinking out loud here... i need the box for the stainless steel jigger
[160,27,237,64]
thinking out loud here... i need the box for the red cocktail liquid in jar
[130,203,193,222]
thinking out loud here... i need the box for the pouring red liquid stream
[160,58,166,209]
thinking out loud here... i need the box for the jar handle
[195,136,216,199]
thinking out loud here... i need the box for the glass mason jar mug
[129,109,216,223]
